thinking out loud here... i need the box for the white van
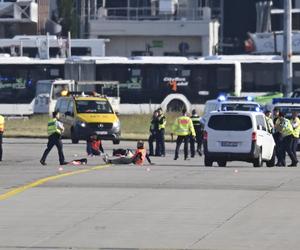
[203,111,275,167]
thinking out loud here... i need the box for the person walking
[190,109,203,157]
[155,108,166,156]
[0,114,4,161]
[148,110,158,156]
[172,108,196,160]
[275,112,298,167]
[290,111,300,166]
[40,111,67,166]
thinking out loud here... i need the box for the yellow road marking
[0,164,111,201]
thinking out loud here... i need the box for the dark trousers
[41,133,65,164]
[278,135,298,166]
[190,130,203,157]
[292,136,299,162]
[273,132,282,164]
[156,129,165,156]
[0,132,2,161]
[175,135,190,159]
[148,133,156,155]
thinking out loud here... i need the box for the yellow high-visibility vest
[291,117,300,138]
[0,115,4,133]
[282,118,293,137]
[172,116,196,136]
[47,118,61,136]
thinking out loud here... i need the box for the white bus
[3,54,300,114]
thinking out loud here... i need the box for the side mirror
[257,125,262,130]
[115,111,119,115]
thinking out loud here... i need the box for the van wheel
[204,156,213,167]
[266,149,275,167]
[71,129,79,144]
[217,160,227,167]
[113,139,120,145]
[253,149,262,167]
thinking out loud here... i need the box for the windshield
[221,103,260,111]
[208,115,252,131]
[76,100,113,114]
[36,82,51,95]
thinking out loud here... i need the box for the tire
[113,139,120,145]
[253,149,263,167]
[204,156,213,167]
[71,129,79,144]
[217,160,227,167]
[266,149,275,167]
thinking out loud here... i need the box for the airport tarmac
[0,138,300,250]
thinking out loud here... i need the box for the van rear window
[208,115,252,131]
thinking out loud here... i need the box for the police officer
[273,108,282,165]
[172,108,196,160]
[275,112,298,167]
[290,111,300,166]
[264,110,274,134]
[155,108,166,156]
[190,109,203,157]
[148,110,158,156]
[40,111,67,166]
[0,114,4,161]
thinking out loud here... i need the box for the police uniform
[190,113,203,157]
[155,111,166,156]
[0,115,4,161]
[276,117,298,166]
[172,114,196,160]
[148,113,158,156]
[291,116,300,164]
[40,117,66,165]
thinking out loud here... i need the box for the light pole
[283,0,293,97]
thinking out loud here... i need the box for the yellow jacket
[0,115,4,133]
[172,115,196,136]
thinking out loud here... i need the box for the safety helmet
[137,140,144,149]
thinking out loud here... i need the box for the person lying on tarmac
[86,133,104,156]
[103,141,153,166]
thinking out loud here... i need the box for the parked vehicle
[203,111,275,167]
[55,92,120,144]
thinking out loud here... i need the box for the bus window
[36,82,52,95]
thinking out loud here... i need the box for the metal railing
[90,7,208,21]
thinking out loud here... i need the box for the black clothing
[156,114,166,156]
[156,129,165,156]
[278,135,298,166]
[148,116,158,155]
[190,114,203,156]
[40,133,65,165]
[174,135,190,160]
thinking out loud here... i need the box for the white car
[203,111,275,167]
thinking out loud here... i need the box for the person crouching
[86,133,104,156]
